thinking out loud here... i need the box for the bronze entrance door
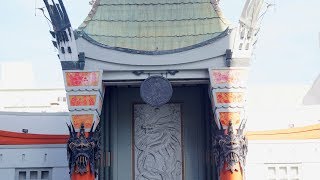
[105,85,212,180]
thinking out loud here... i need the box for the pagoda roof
[78,0,229,54]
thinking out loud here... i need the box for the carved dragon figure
[213,121,248,177]
[67,123,101,177]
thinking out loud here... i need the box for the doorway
[101,85,214,180]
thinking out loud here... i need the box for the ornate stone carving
[134,104,182,180]
[213,121,248,177]
[67,123,101,176]
[140,76,173,107]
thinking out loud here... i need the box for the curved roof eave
[77,28,230,55]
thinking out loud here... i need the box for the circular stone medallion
[140,76,173,107]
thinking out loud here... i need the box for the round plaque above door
[140,76,173,107]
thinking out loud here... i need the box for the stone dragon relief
[134,104,183,180]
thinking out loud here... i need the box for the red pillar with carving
[41,1,102,179]
[64,70,104,180]
[209,68,249,180]
[67,124,98,180]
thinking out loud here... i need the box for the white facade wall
[0,145,68,180]
[0,112,69,134]
[1,141,319,179]
[52,167,69,180]
[0,169,15,180]
[0,89,67,112]
[247,140,320,180]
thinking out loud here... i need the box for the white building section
[247,140,320,180]
[0,144,68,180]
[0,89,67,112]
[0,112,69,134]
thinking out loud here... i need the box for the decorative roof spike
[41,0,83,69]
[240,0,265,29]
[43,0,71,32]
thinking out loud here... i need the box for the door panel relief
[133,104,183,180]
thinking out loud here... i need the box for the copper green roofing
[78,0,229,53]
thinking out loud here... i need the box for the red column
[220,163,243,180]
[71,167,95,180]
[209,68,249,180]
[64,70,104,180]
[67,124,100,180]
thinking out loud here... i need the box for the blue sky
[0,0,319,88]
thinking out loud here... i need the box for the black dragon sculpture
[213,120,248,177]
[67,122,101,177]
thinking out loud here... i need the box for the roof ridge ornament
[240,0,265,38]
[42,0,85,70]
[230,0,267,61]
[43,0,71,32]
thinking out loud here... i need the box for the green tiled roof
[79,0,229,52]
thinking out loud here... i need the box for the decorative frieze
[69,109,100,131]
[63,70,104,132]
[214,108,245,129]
[216,92,245,104]
[209,67,249,130]
[210,69,248,87]
[219,112,241,127]
[71,114,94,129]
[64,70,103,92]
[67,91,103,115]
[209,67,249,179]
[212,89,246,108]
[69,95,96,106]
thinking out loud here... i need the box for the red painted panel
[220,163,243,180]
[69,95,97,106]
[71,165,95,180]
[219,112,241,127]
[65,72,100,87]
[0,130,68,145]
[71,114,94,129]
[216,92,245,104]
